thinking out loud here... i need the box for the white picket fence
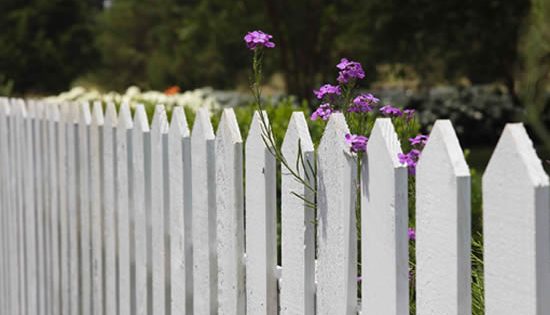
[0,97,549,315]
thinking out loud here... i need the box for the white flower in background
[43,86,221,113]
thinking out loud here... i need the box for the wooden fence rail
[0,98,548,315]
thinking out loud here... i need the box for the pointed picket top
[316,112,357,315]
[318,112,350,156]
[417,120,469,176]
[104,102,118,128]
[36,101,46,120]
[133,104,150,132]
[26,100,37,119]
[151,105,169,135]
[0,98,9,115]
[280,111,315,315]
[361,118,408,315]
[118,102,133,130]
[369,118,404,167]
[192,107,215,141]
[247,110,273,148]
[416,119,471,315]
[169,106,190,138]
[484,123,548,187]
[282,112,314,155]
[91,102,104,127]
[216,107,242,143]
[483,123,550,315]
[79,102,92,125]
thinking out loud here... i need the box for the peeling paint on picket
[103,102,118,315]
[361,118,409,315]
[90,102,104,315]
[191,107,217,314]
[132,104,150,315]
[280,112,315,315]
[216,108,245,314]
[483,123,550,315]
[245,111,278,315]
[151,105,169,315]
[316,113,358,315]
[416,119,471,315]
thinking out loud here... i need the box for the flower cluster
[408,227,416,241]
[336,58,365,84]
[345,134,368,153]
[314,84,341,99]
[380,104,403,117]
[398,134,429,174]
[348,93,379,113]
[310,103,334,121]
[244,31,275,50]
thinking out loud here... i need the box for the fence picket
[245,111,277,315]
[90,102,104,315]
[483,123,550,315]
[416,120,471,315]
[361,118,408,314]
[0,100,11,314]
[280,112,315,315]
[79,102,93,315]
[9,101,22,315]
[191,107,217,314]
[167,106,191,314]
[23,102,38,315]
[132,105,150,315]
[316,113,357,315]
[103,102,118,315]
[38,102,51,315]
[215,108,245,314]
[59,103,70,315]
[117,103,134,315]
[151,105,169,315]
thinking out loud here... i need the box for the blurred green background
[0,0,549,157]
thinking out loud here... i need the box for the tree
[0,0,99,94]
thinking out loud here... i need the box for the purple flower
[380,104,403,117]
[398,149,421,175]
[310,103,334,121]
[403,109,415,121]
[409,134,429,147]
[244,30,275,50]
[336,58,365,84]
[348,93,379,113]
[408,227,416,241]
[314,84,341,99]
[345,133,368,153]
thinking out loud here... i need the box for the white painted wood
[215,108,245,315]
[415,120,471,315]
[66,103,81,315]
[316,113,357,315]
[483,123,550,315]
[361,118,408,315]
[90,102,104,315]
[103,102,118,315]
[182,109,193,314]
[58,103,70,315]
[24,101,38,315]
[38,102,51,315]
[151,105,169,315]
[79,102,93,315]
[0,100,6,314]
[132,105,150,315]
[8,101,21,315]
[0,101,12,314]
[191,107,217,314]
[167,106,190,314]
[14,100,28,315]
[280,112,315,315]
[245,111,278,315]
[117,102,133,315]
[47,103,62,315]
